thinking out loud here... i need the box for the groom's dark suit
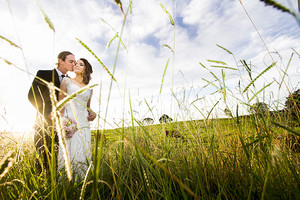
[28,69,61,171]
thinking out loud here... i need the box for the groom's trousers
[33,116,58,173]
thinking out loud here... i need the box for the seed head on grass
[0,151,15,180]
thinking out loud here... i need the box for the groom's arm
[28,70,52,117]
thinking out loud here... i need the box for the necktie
[60,74,65,82]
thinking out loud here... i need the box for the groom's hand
[88,111,96,121]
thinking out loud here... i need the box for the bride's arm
[87,89,96,121]
[58,79,67,115]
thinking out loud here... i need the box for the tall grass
[2,111,300,199]
[1,0,300,199]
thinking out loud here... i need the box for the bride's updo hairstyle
[80,58,93,84]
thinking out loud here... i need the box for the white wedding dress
[58,77,92,180]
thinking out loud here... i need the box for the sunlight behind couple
[0,105,35,133]
[0,71,77,135]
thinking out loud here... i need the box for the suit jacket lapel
[53,69,60,87]
[53,69,60,100]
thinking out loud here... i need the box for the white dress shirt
[55,68,66,82]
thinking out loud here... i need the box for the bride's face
[74,60,85,75]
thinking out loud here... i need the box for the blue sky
[0,0,299,132]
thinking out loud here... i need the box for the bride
[58,58,96,180]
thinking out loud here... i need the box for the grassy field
[1,112,300,199]
[1,0,300,199]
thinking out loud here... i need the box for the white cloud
[130,1,169,40]
[0,0,299,131]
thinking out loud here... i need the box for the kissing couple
[28,51,96,180]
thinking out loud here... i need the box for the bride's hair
[80,58,93,84]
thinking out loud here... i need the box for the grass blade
[0,35,20,48]
[249,81,274,102]
[0,151,14,180]
[202,78,223,94]
[101,18,127,50]
[259,0,297,17]
[243,62,276,93]
[210,65,237,70]
[279,53,293,89]
[241,60,253,80]
[216,44,233,55]
[34,0,55,32]
[221,69,227,103]
[199,62,208,69]
[0,57,14,66]
[48,83,72,181]
[107,32,127,50]
[79,163,93,200]
[144,99,155,120]
[207,59,227,65]
[56,84,99,111]
[122,135,200,199]
[76,38,116,82]
[106,33,118,47]
[159,58,170,94]
[206,100,220,120]
[114,0,125,17]
[160,3,175,25]
[271,121,300,136]
[163,44,174,53]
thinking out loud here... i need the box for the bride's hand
[88,110,96,121]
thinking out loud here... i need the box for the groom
[28,51,76,172]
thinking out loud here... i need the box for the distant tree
[285,89,300,124]
[165,130,184,139]
[251,102,269,115]
[224,108,232,117]
[159,114,173,123]
[142,117,154,125]
[283,89,300,151]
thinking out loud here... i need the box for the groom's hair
[57,51,73,62]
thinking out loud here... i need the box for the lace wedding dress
[58,77,92,179]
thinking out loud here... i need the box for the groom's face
[61,54,76,72]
